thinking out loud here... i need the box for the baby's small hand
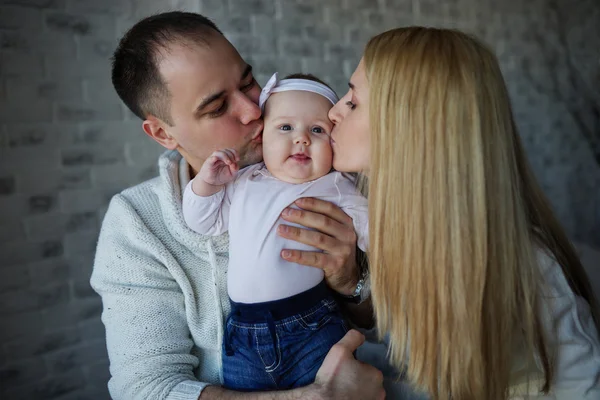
[198,149,240,186]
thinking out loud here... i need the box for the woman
[328,27,600,399]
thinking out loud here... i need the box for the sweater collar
[179,155,191,197]
[157,150,229,248]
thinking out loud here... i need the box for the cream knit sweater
[91,150,230,400]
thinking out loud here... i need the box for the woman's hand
[277,197,360,296]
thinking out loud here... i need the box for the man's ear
[142,115,178,150]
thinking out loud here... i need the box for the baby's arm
[192,148,239,196]
[182,149,239,236]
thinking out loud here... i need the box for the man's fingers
[335,329,365,353]
[280,209,355,243]
[292,197,354,226]
[278,224,339,250]
[281,249,328,269]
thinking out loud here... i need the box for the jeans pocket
[255,328,282,373]
[297,299,340,331]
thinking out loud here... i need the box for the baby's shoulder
[236,162,267,181]
[328,171,361,192]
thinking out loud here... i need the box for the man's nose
[237,93,261,125]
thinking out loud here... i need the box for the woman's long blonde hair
[365,27,600,399]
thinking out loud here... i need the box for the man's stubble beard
[238,141,263,168]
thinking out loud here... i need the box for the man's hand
[277,197,360,296]
[199,330,385,400]
[313,329,385,400]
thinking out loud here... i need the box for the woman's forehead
[350,59,367,93]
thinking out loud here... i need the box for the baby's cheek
[319,139,334,168]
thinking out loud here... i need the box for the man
[91,11,383,400]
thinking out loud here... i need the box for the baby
[182,73,368,391]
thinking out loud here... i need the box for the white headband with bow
[258,72,339,112]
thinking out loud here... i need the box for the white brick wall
[0,0,598,398]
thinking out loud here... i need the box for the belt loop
[266,311,278,353]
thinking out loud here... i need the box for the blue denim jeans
[222,280,348,391]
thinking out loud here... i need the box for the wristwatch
[338,269,370,304]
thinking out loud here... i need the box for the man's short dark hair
[111,12,222,125]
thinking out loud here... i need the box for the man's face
[158,34,263,173]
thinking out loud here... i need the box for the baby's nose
[294,132,311,145]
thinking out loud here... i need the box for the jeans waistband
[229,280,332,323]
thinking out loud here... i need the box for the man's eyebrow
[195,90,225,114]
[241,64,253,80]
[195,65,254,115]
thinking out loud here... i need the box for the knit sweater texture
[92,150,229,400]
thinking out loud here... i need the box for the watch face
[357,276,371,304]
[354,280,364,296]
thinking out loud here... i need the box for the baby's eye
[279,124,292,131]
[311,126,325,134]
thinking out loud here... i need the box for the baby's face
[262,91,334,184]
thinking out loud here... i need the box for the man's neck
[177,148,202,178]
[188,163,197,179]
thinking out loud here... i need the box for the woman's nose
[328,100,342,124]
